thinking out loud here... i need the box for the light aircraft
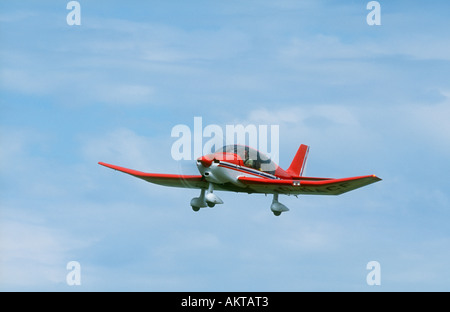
[99,144,381,216]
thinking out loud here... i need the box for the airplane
[99,144,381,216]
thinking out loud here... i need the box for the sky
[1,0,450,291]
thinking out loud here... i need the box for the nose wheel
[190,188,207,211]
[190,183,223,212]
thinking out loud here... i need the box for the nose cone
[198,155,213,167]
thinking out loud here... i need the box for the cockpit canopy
[216,145,278,174]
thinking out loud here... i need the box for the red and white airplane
[99,144,381,216]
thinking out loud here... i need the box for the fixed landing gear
[190,183,223,212]
[191,187,289,216]
[270,193,289,216]
[190,189,206,211]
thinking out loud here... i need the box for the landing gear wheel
[192,206,200,212]
[273,211,281,216]
[207,202,215,208]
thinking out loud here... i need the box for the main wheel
[207,202,215,208]
[192,206,200,212]
[273,211,281,216]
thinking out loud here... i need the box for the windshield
[217,145,277,174]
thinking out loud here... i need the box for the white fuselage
[196,160,278,186]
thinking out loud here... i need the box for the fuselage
[196,146,292,187]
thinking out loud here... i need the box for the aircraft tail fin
[286,144,309,177]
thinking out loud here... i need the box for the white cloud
[82,128,156,169]
[95,84,155,105]
[0,127,50,175]
[0,11,37,23]
[81,127,176,172]
[0,68,58,96]
[0,66,155,107]
[248,105,360,126]
[0,14,253,108]
[0,218,91,289]
[246,105,365,153]
[404,95,450,152]
[279,35,370,61]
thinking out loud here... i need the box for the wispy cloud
[0,217,92,289]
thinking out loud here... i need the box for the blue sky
[1,0,450,291]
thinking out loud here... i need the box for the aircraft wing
[98,162,207,189]
[237,175,381,195]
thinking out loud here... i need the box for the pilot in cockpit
[244,150,260,170]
